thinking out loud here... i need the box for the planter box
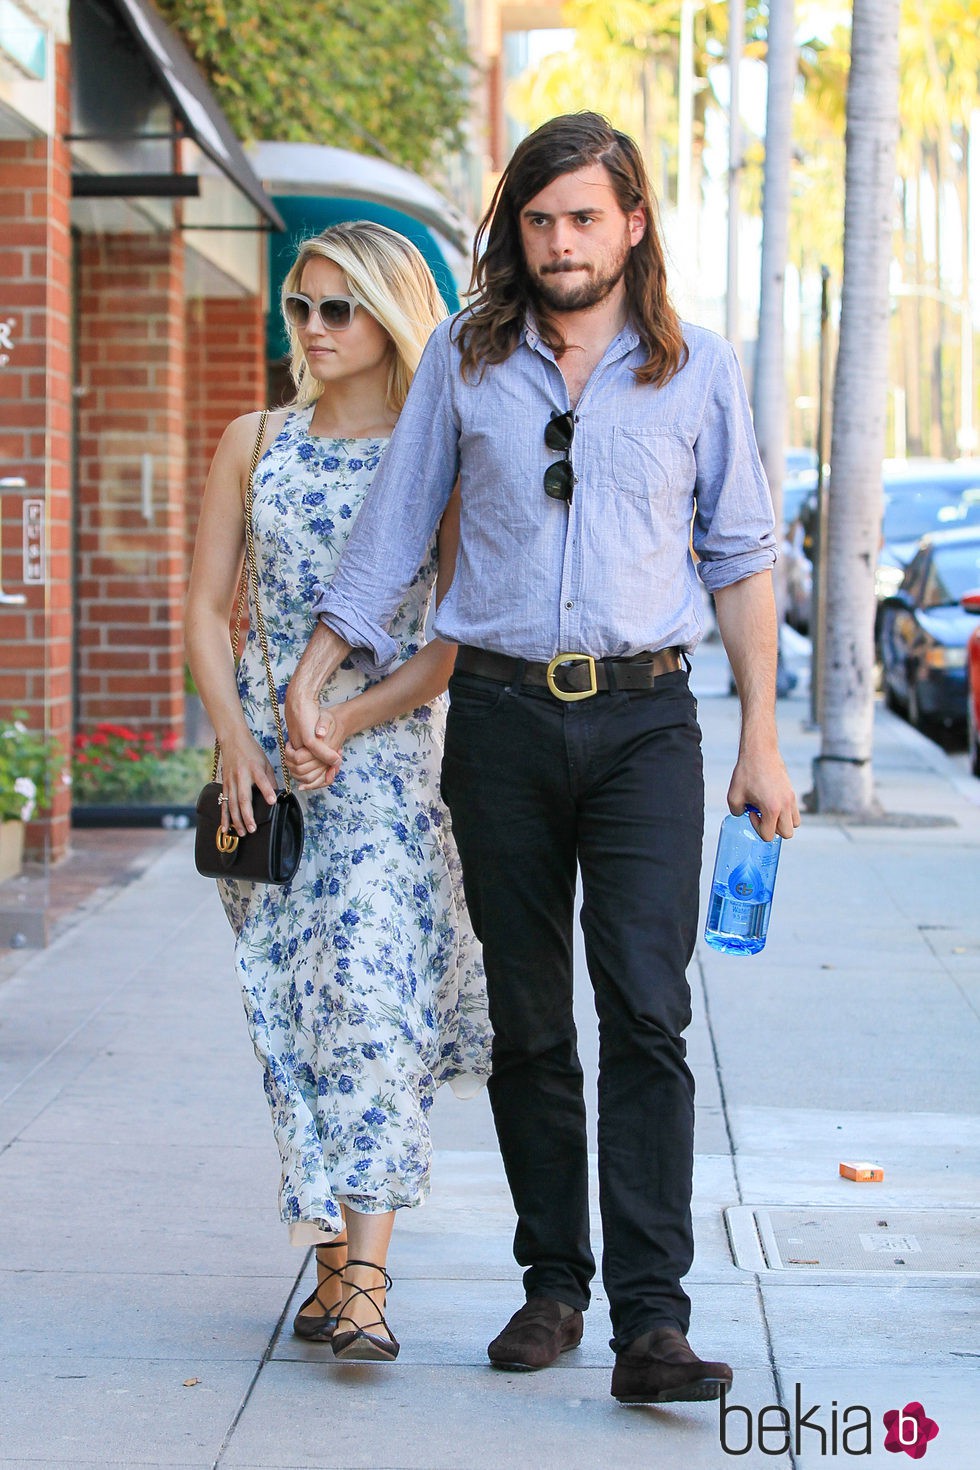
[0,820,25,881]
[71,805,196,830]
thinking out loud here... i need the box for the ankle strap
[343,1258,393,1292]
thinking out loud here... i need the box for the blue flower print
[216,407,490,1238]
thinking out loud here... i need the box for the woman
[185,222,490,1362]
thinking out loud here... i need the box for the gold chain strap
[209,410,292,793]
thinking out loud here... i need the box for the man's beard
[531,236,632,314]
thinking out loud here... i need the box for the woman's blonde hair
[282,221,447,414]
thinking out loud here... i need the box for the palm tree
[812,0,900,814]
[752,0,796,559]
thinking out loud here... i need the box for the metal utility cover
[725,1207,980,1275]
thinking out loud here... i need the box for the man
[285,112,799,1405]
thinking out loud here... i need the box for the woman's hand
[218,733,279,836]
[284,703,350,790]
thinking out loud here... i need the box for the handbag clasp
[216,830,239,854]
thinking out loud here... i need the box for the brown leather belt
[454,645,682,702]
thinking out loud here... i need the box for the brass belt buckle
[546,651,597,702]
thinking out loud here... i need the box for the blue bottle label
[728,860,765,901]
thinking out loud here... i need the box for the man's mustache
[539,260,590,275]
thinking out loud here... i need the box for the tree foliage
[155,0,473,176]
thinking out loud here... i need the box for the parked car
[964,589,980,776]
[780,470,818,536]
[784,461,980,634]
[784,446,819,480]
[878,526,980,730]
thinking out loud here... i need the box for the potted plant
[0,712,59,881]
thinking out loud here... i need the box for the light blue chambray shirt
[313,315,776,671]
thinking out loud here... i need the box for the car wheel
[883,678,903,715]
[907,678,929,733]
[968,678,980,778]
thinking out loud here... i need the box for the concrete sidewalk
[1,641,977,1469]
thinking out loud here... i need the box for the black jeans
[440,666,704,1351]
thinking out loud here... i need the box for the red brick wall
[0,42,74,860]
[75,231,187,737]
[184,293,266,580]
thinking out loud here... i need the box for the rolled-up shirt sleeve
[692,341,777,591]
[311,321,460,672]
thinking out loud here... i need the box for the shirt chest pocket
[610,425,693,507]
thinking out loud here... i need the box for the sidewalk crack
[696,948,799,1470]
[210,1252,310,1468]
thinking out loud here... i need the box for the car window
[901,548,928,598]
[921,543,980,607]
[882,485,980,542]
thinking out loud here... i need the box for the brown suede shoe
[611,1325,733,1404]
[487,1295,584,1371]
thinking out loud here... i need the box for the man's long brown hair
[455,112,687,387]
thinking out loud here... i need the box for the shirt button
[565,600,574,609]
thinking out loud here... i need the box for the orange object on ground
[839,1161,885,1182]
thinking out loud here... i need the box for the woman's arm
[286,485,462,788]
[184,411,284,835]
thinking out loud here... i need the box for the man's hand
[284,621,351,778]
[727,739,800,842]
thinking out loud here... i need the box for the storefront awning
[73,0,282,229]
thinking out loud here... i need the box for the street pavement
[0,636,977,1469]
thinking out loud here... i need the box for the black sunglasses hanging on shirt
[544,410,575,502]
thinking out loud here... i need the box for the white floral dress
[218,407,491,1243]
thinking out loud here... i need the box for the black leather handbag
[194,411,305,886]
[194,781,303,883]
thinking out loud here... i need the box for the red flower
[96,723,140,741]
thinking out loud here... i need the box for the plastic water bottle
[704,806,781,956]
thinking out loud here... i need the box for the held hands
[727,742,801,843]
[284,703,347,790]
